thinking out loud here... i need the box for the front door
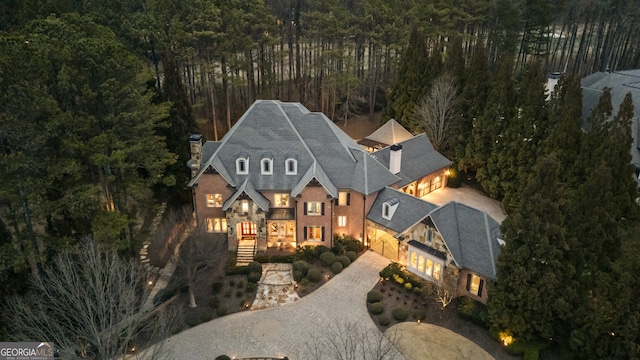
[241,222,257,238]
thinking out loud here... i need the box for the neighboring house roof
[372,134,452,188]
[428,202,501,280]
[581,70,640,172]
[222,178,270,211]
[367,187,438,234]
[189,100,398,195]
[364,118,414,146]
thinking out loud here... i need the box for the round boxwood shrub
[392,307,409,321]
[367,290,383,303]
[247,261,262,274]
[216,306,228,316]
[245,282,256,293]
[293,260,310,276]
[345,251,357,262]
[369,302,384,315]
[378,314,391,326]
[413,309,426,321]
[330,261,343,274]
[248,271,262,283]
[336,255,351,268]
[306,268,322,283]
[313,245,330,257]
[292,270,303,282]
[215,356,231,360]
[319,251,336,266]
[209,296,220,308]
[211,281,224,294]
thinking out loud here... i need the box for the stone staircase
[236,239,256,266]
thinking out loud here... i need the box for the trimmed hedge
[271,254,295,263]
[292,270,303,282]
[253,253,270,263]
[215,356,231,360]
[413,309,426,321]
[314,245,330,257]
[247,261,262,274]
[369,302,384,315]
[392,307,409,321]
[367,290,383,303]
[378,314,391,326]
[336,255,351,268]
[319,251,336,266]
[330,261,343,274]
[306,268,322,282]
[345,251,357,262]
[457,296,488,328]
[248,271,262,283]
[292,260,310,275]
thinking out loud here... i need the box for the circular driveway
[161,251,400,359]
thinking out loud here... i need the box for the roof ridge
[275,101,317,164]
[325,119,357,162]
[484,212,497,278]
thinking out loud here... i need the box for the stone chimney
[389,144,402,174]
[188,134,203,178]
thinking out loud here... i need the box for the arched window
[236,157,248,175]
[261,157,273,175]
[285,158,297,175]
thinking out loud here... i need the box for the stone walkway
[159,250,400,360]
[251,263,300,310]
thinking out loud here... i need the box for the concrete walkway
[422,185,507,223]
[160,251,400,360]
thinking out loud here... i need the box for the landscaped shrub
[367,290,383,303]
[299,278,310,287]
[153,287,177,305]
[186,308,212,327]
[457,296,488,328]
[253,253,270,263]
[404,282,412,290]
[200,309,213,322]
[331,242,345,255]
[378,314,391,326]
[211,281,224,294]
[379,262,403,279]
[293,260,310,275]
[336,255,351,268]
[237,280,244,288]
[296,245,316,260]
[319,251,336,266]
[215,355,231,360]
[292,270,303,282]
[248,271,262,283]
[216,306,228,316]
[247,261,262,274]
[313,245,330,257]
[306,268,322,283]
[335,235,365,253]
[345,251,357,262]
[392,307,409,321]
[209,296,220,308]
[245,283,256,293]
[235,290,243,297]
[186,313,200,327]
[271,254,295,263]
[413,309,426,321]
[369,302,384,315]
[225,265,249,275]
[330,261,343,274]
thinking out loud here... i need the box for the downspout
[363,195,367,248]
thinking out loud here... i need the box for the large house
[188,100,501,303]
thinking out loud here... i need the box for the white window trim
[307,201,321,216]
[406,247,444,283]
[236,158,249,175]
[338,215,347,227]
[261,158,273,175]
[381,201,398,220]
[285,158,297,175]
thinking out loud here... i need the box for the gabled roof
[427,202,501,279]
[222,178,270,211]
[364,119,413,146]
[291,161,338,198]
[367,187,438,234]
[372,134,452,188]
[189,100,398,194]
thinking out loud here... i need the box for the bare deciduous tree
[433,277,458,310]
[414,72,459,151]
[5,237,182,359]
[303,321,402,360]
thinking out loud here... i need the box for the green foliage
[215,356,231,360]
[345,251,357,262]
[247,272,262,284]
[378,314,391,326]
[392,307,409,321]
[334,235,364,253]
[209,296,220,308]
[296,246,317,261]
[412,309,426,321]
[457,297,488,328]
[369,302,385,315]
[314,245,330,257]
[335,255,351,268]
[319,252,336,266]
[270,254,295,263]
[379,262,403,279]
[215,306,228,317]
[247,261,262,274]
[367,290,383,303]
[253,253,270,263]
[292,260,310,276]
[292,270,303,282]
[186,308,212,327]
[211,281,223,294]
[245,283,256,293]
[330,261,343,274]
[306,269,322,283]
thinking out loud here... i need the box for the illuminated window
[338,216,347,227]
[306,226,323,241]
[410,252,417,268]
[206,193,222,207]
[338,191,350,206]
[433,263,441,280]
[274,194,289,207]
[305,202,322,216]
[241,200,249,213]
[206,218,227,233]
[467,274,484,297]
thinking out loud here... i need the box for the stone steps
[236,242,256,266]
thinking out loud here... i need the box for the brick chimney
[188,134,203,178]
[389,144,402,174]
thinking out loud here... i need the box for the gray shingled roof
[189,100,398,195]
[372,134,452,188]
[222,178,270,211]
[367,187,438,234]
[581,70,640,170]
[428,202,501,279]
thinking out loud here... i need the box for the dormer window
[285,155,297,175]
[261,158,273,175]
[381,198,399,220]
[236,155,249,175]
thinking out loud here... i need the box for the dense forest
[1,0,639,358]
